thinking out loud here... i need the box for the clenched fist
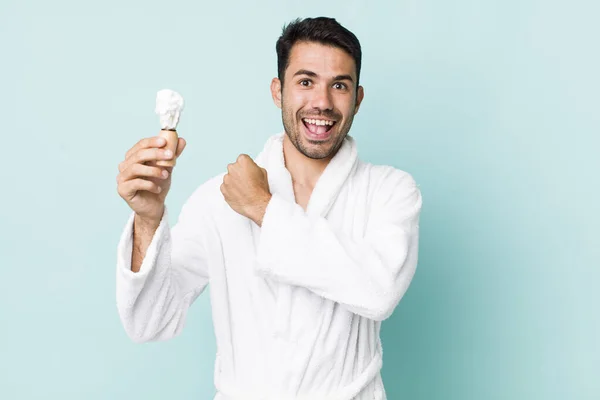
[221,154,272,226]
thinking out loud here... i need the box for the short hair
[275,17,362,88]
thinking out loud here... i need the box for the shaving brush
[155,89,184,167]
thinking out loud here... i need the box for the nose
[310,85,333,111]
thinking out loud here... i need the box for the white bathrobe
[116,132,422,400]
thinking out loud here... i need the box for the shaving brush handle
[156,129,179,167]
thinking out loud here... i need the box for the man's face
[271,41,364,160]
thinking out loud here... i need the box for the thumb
[175,137,187,157]
[162,137,186,174]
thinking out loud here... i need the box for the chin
[298,134,338,159]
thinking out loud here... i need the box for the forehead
[286,41,356,79]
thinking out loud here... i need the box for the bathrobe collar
[255,132,358,218]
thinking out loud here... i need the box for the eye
[299,79,312,87]
[333,82,348,90]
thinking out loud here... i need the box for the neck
[282,134,331,187]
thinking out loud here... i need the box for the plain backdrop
[1,0,598,399]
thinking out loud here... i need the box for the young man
[115,17,422,400]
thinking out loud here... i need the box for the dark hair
[276,17,362,89]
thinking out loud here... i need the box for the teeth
[303,118,335,126]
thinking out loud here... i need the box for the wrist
[135,208,164,231]
[246,192,272,226]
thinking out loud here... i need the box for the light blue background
[1,0,598,399]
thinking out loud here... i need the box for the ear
[353,85,364,115]
[271,78,282,109]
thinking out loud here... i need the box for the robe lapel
[254,131,358,217]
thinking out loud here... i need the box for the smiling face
[271,41,364,161]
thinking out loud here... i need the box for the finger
[118,163,168,184]
[227,163,234,174]
[125,136,167,162]
[121,147,173,172]
[118,178,162,200]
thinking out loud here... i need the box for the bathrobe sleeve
[115,188,211,343]
[255,169,422,322]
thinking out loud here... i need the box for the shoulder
[356,160,419,193]
[355,160,422,210]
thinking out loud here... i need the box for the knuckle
[127,145,138,159]
[127,163,137,175]
[132,150,143,164]
[117,183,127,197]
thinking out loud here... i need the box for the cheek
[339,98,356,120]
[285,90,308,111]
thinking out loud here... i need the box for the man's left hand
[221,154,272,226]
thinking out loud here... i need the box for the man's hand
[221,154,272,226]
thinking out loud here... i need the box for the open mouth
[301,117,337,140]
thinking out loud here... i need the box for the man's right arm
[115,135,211,342]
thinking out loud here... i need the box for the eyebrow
[293,69,354,83]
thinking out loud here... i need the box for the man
[115,17,422,400]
